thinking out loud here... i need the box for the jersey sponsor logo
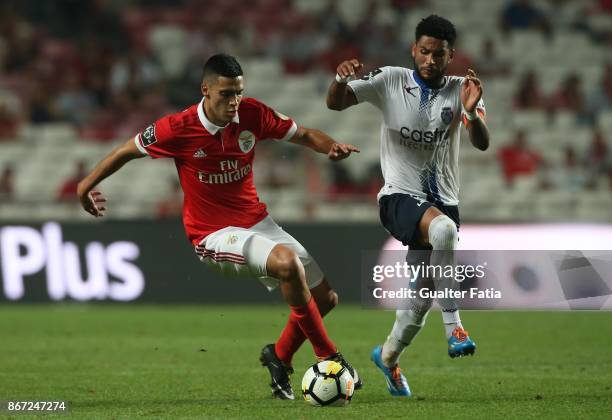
[399,127,450,143]
[197,163,252,184]
[441,107,453,124]
[238,130,255,153]
[193,148,207,158]
[361,68,382,81]
[141,124,157,147]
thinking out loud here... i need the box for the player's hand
[336,59,364,80]
[328,143,360,161]
[460,69,483,113]
[79,190,107,217]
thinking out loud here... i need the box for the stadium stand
[0,0,611,222]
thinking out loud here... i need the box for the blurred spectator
[474,37,511,78]
[317,35,361,76]
[500,0,552,37]
[328,164,359,199]
[109,49,162,97]
[587,62,612,116]
[498,130,542,185]
[549,73,591,123]
[543,0,589,32]
[0,103,19,140]
[27,80,58,124]
[390,0,427,15]
[445,41,475,77]
[360,162,384,198]
[559,146,586,191]
[362,23,407,69]
[585,127,611,186]
[54,70,96,126]
[599,0,612,12]
[57,161,87,201]
[514,70,545,109]
[281,16,325,74]
[0,164,14,201]
[156,179,183,219]
[537,158,557,190]
[255,145,300,190]
[317,0,351,40]
[549,73,586,111]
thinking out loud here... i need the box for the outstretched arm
[461,69,490,151]
[465,112,489,151]
[326,59,363,111]
[77,138,145,217]
[288,126,360,161]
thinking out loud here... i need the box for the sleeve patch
[141,124,157,147]
[360,68,383,81]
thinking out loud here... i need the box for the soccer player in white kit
[327,15,490,396]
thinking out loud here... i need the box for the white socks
[382,303,431,367]
[428,215,462,338]
[381,214,464,367]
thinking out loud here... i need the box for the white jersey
[348,66,485,206]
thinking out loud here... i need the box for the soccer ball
[301,360,355,406]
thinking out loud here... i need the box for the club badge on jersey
[238,130,255,153]
[441,107,453,125]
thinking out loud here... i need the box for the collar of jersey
[197,98,240,134]
[412,69,447,91]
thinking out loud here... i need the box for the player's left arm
[288,126,360,161]
[461,69,490,151]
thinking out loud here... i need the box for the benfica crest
[238,130,255,153]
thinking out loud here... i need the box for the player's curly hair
[415,15,456,47]
[203,54,243,79]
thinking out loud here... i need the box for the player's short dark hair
[202,54,243,80]
[415,15,456,47]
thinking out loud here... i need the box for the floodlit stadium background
[1,0,612,302]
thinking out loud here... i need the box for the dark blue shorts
[379,193,460,249]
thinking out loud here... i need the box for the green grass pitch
[1,305,611,419]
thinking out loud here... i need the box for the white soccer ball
[301,360,355,406]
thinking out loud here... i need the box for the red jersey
[134,98,297,244]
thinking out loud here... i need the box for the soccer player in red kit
[76,54,361,400]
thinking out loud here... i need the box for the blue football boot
[448,327,476,358]
[370,345,411,397]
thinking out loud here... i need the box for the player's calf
[310,280,338,316]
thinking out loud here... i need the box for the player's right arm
[77,138,145,217]
[326,59,363,111]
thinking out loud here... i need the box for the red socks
[275,297,336,366]
[275,314,306,366]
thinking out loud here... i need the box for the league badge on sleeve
[441,107,453,125]
[238,130,255,153]
[361,68,382,80]
[141,124,157,147]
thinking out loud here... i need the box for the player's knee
[271,247,304,283]
[428,215,458,250]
